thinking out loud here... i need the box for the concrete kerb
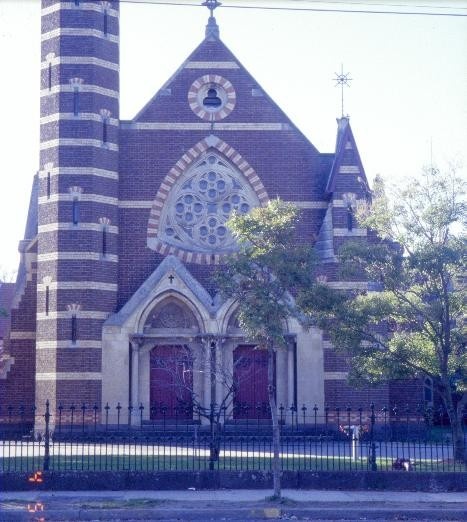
[1,470,466,492]
[1,489,466,522]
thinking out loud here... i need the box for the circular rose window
[188,74,236,121]
[157,152,259,255]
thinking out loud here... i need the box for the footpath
[1,489,466,521]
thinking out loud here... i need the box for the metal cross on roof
[333,64,352,118]
[202,0,222,17]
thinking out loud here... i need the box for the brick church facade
[0,0,424,427]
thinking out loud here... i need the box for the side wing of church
[0,0,423,427]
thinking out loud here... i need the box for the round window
[188,74,236,121]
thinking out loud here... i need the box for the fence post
[369,403,377,471]
[43,400,51,471]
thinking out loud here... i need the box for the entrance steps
[223,419,273,435]
[50,421,332,440]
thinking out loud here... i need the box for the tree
[216,199,316,497]
[299,166,466,462]
[0,266,15,318]
[0,266,17,284]
[157,340,255,469]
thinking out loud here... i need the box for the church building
[1,0,414,427]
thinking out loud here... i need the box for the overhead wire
[117,0,467,17]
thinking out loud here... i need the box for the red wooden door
[233,345,272,419]
[150,345,193,420]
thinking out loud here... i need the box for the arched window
[157,151,260,255]
[347,204,353,231]
[102,226,107,256]
[144,300,198,332]
[104,10,108,36]
[48,62,52,91]
[102,119,108,143]
[73,88,79,116]
[424,377,433,405]
[71,314,77,344]
[45,285,50,316]
[72,198,80,225]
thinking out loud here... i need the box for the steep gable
[325,117,369,196]
[130,34,317,146]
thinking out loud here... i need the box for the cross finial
[202,0,221,17]
[333,64,352,118]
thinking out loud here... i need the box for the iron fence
[0,401,465,473]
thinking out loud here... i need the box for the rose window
[159,153,260,254]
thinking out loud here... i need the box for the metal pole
[43,400,50,471]
[369,403,377,471]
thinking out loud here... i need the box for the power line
[118,0,467,17]
[290,0,467,11]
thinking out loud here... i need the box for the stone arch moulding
[137,291,205,335]
[219,298,291,339]
[147,135,269,265]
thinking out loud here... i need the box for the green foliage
[300,166,466,401]
[216,199,316,347]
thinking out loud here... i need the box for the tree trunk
[268,344,281,498]
[451,399,466,464]
[443,389,466,464]
[209,417,220,470]
[451,415,466,464]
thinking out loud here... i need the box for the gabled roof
[23,173,38,241]
[105,255,219,329]
[325,117,369,194]
[127,23,318,154]
[0,283,15,340]
[12,174,38,308]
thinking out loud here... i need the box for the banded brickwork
[37,0,120,422]
[118,34,328,303]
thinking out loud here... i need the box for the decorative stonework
[147,136,269,264]
[145,301,197,330]
[188,75,236,121]
[0,350,15,380]
[66,303,81,315]
[100,109,111,119]
[69,186,83,198]
[342,192,357,209]
[69,77,84,88]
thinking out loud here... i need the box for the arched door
[233,345,273,419]
[150,345,193,420]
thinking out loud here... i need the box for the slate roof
[0,283,15,340]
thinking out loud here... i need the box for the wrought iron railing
[0,401,465,473]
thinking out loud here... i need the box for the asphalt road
[1,489,466,521]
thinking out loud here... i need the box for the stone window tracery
[159,152,259,255]
[145,301,198,330]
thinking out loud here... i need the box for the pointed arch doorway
[150,344,193,420]
[144,298,200,421]
[233,345,274,420]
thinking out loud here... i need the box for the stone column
[131,341,140,409]
[296,328,324,411]
[130,337,148,426]
[215,337,227,421]
[223,339,236,420]
[287,344,295,410]
[192,340,204,418]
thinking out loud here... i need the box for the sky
[0,0,466,276]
